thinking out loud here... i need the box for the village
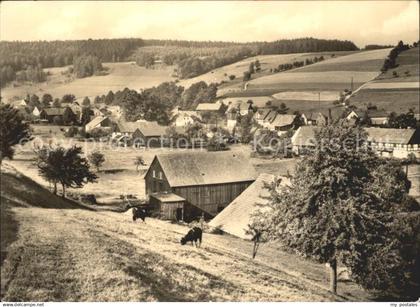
[1,1,420,304]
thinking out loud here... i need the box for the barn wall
[173,181,253,215]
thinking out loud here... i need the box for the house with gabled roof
[39,107,76,124]
[196,102,223,112]
[365,127,419,158]
[115,121,168,147]
[144,151,257,221]
[85,116,112,132]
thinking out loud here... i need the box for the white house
[32,106,41,117]
[173,111,201,127]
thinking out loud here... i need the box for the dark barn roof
[147,151,257,187]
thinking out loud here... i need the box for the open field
[218,49,390,98]
[0,165,371,301]
[363,82,420,90]
[1,62,176,103]
[292,48,392,73]
[272,91,340,101]
[349,89,419,113]
[180,51,359,89]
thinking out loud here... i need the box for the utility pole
[318,92,321,109]
[351,77,354,92]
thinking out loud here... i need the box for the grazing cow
[180,227,202,247]
[132,207,147,222]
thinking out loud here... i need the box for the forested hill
[0,37,359,86]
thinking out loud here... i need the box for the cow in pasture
[132,207,147,222]
[180,227,202,247]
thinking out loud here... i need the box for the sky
[1,1,419,47]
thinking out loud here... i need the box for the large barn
[144,151,256,222]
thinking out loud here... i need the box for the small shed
[149,192,186,221]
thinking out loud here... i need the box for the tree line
[93,80,218,124]
[0,38,144,86]
[135,37,359,79]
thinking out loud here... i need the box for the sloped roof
[365,127,417,144]
[265,110,277,122]
[117,121,167,136]
[256,108,271,119]
[355,109,389,118]
[209,174,290,239]
[151,151,257,187]
[196,102,222,111]
[150,192,186,203]
[291,126,321,147]
[86,116,109,130]
[270,114,296,127]
[138,122,168,137]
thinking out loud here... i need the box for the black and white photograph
[0,1,419,304]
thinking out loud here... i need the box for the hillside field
[1,62,176,103]
[217,48,391,103]
[179,51,357,89]
[0,164,371,301]
[348,47,420,113]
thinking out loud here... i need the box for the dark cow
[180,227,202,247]
[132,207,147,222]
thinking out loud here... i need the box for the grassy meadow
[1,62,176,103]
[0,164,371,301]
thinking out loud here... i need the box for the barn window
[159,171,163,179]
[152,170,156,178]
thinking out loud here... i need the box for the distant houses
[291,126,419,158]
[144,151,256,221]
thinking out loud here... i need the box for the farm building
[172,111,201,127]
[270,114,297,132]
[40,107,76,124]
[196,102,224,112]
[365,127,420,158]
[85,116,113,132]
[254,108,272,125]
[144,151,257,221]
[209,173,290,239]
[291,126,321,155]
[115,121,168,147]
[292,126,420,158]
[347,109,389,126]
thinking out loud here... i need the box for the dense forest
[0,38,143,86]
[0,37,359,86]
